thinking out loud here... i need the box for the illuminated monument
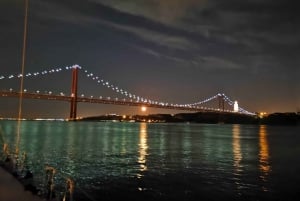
[234,101,239,112]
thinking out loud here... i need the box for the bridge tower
[218,94,225,111]
[69,66,78,120]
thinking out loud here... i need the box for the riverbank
[80,112,300,125]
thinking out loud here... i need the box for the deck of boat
[0,167,43,201]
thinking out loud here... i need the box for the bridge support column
[218,94,224,111]
[69,66,78,120]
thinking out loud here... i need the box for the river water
[0,120,299,201]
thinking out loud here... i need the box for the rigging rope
[16,0,29,155]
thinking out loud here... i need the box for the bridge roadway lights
[0,91,255,116]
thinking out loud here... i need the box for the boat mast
[16,0,29,155]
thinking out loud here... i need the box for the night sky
[0,0,299,118]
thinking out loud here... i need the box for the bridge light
[81,94,84,97]
[24,89,27,92]
[49,91,52,95]
[36,90,40,93]
[141,106,147,112]
[10,88,13,92]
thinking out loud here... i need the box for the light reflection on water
[231,124,272,192]
[232,124,243,174]
[0,121,299,200]
[137,122,148,177]
[259,125,271,191]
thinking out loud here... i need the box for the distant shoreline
[79,112,299,126]
[1,112,299,126]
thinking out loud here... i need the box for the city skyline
[0,0,299,118]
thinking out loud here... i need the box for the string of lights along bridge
[0,65,255,119]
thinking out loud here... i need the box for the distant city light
[259,112,267,118]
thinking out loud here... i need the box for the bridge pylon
[218,94,225,111]
[69,66,78,120]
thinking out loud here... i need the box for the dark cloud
[88,0,300,73]
[91,0,208,24]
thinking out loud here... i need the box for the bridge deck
[0,91,234,113]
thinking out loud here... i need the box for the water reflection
[137,123,148,177]
[182,126,191,168]
[259,125,271,189]
[232,124,243,174]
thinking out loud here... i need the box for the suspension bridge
[0,65,255,120]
